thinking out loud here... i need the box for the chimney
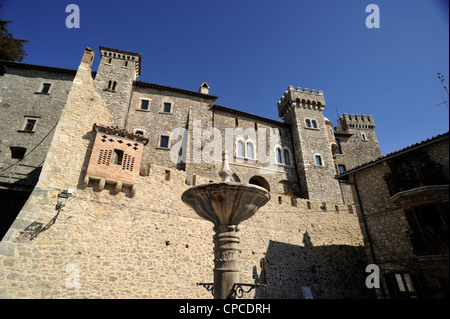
[81,47,95,67]
[199,81,210,95]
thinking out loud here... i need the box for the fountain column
[182,151,270,299]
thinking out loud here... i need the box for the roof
[336,131,449,178]
[133,80,218,101]
[93,123,149,145]
[213,104,289,127]
[1,61,77,75]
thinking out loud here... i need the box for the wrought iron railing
[409,227,449,256]
[384,163,448,196]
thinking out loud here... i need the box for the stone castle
[0,46,384,298]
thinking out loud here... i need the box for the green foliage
[0,6,28,62]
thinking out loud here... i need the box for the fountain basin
[181,182,270,226]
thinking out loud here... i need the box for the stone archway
[249,176,271,192]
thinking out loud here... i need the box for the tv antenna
[436,72,449,108]
[331,92,340,119]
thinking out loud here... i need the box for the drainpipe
[353,172,387,299]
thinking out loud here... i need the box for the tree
[0,6,28,62]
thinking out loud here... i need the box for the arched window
[237,140,245,157]
[276,147,282,164]
[305,119,311,128]
[311,120,318,128]
[247,142,255,159]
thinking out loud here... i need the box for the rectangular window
[163,102,172,113]
[335,139,342,154]
[361,132,367,141]
[338,164,346,173]
[315,155,323,166]
[24,119,37,132]
[41,83,51,94]
[140,99,149,110]
[305,119,311,128]
[159,135,169,148]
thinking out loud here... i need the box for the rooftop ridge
[133,80,218,101]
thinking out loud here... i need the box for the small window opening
[163,102,172,113]
[311,120,318,128]
[237,140,245,157]
[283,149,291,165]
[307,201,311,209]
[10,147,26,160]
[276,148,282,164]
[235,118,239,127]
[278,196,282,204]
[165,170,171,181]
[111,149,124,165]
[24,118,37,132]
[123,60,128,67]
[361,132,367,141]
[41,83,51,93]
[159,136,169,148]
[305,119,311,128]
[106,57,112,64]
[338,164,346,174]
[315,155,323,166]
[135,130,144,136]
[140,100,149,110]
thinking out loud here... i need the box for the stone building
[336,132,449,299]
[0,46,389,298]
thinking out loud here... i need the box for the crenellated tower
[94,46,141,127]
[278,86,343,203]
[334,113,382,171]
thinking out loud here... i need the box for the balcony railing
[384,163,448,196]
[409,227,449,256]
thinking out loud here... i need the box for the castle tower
[334,113,382,171]
[278,86,343,203]
[94,46,141,127]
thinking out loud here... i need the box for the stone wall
[347,136,449,298]
[0,65,75,183]
[0,47,380,299]
[0,159,374,298]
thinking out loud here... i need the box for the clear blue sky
[1,0,448,155]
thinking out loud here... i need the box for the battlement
[337,113,375,130]
[99,46,142,77]
[277,86,326,119]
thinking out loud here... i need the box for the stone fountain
[181,151,270,299]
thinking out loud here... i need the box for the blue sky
[1,0,449,155]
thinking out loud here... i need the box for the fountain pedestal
[182,152,270,299]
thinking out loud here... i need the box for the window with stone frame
[20,117,39,132]
[40,83,52,94]
[162,102,172,113]
[315,154,323,166]
[139,99,150,111]
[159,135,170,149]
[105,80,118,92]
